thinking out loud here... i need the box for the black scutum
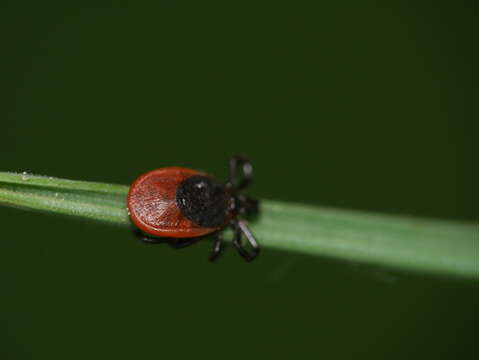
[176,175,228,228]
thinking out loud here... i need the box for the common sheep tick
[127,157,259,261]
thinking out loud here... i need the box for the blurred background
[1,1,478,359]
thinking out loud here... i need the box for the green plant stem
[0,172,129,225]
[1,172,478,279]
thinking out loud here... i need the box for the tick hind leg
[231,220,260,262]
[133,229,200,249]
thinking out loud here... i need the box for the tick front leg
[209,231,224,262]
[231,220,260,262]
[228,156,253,190]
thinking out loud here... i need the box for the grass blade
[1,172,478,279]
[0,172,129,225]
[259,202,479,280]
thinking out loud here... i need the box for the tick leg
[133,228,199,248]
[231,220,260,262]
[133,228,164,244]
[228,156,253,190]
[238,220,260,254]
[209,231,224,262]
[166,237,200,249]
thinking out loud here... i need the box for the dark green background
[1,2,478,359]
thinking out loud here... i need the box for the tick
[127,156,260,261]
